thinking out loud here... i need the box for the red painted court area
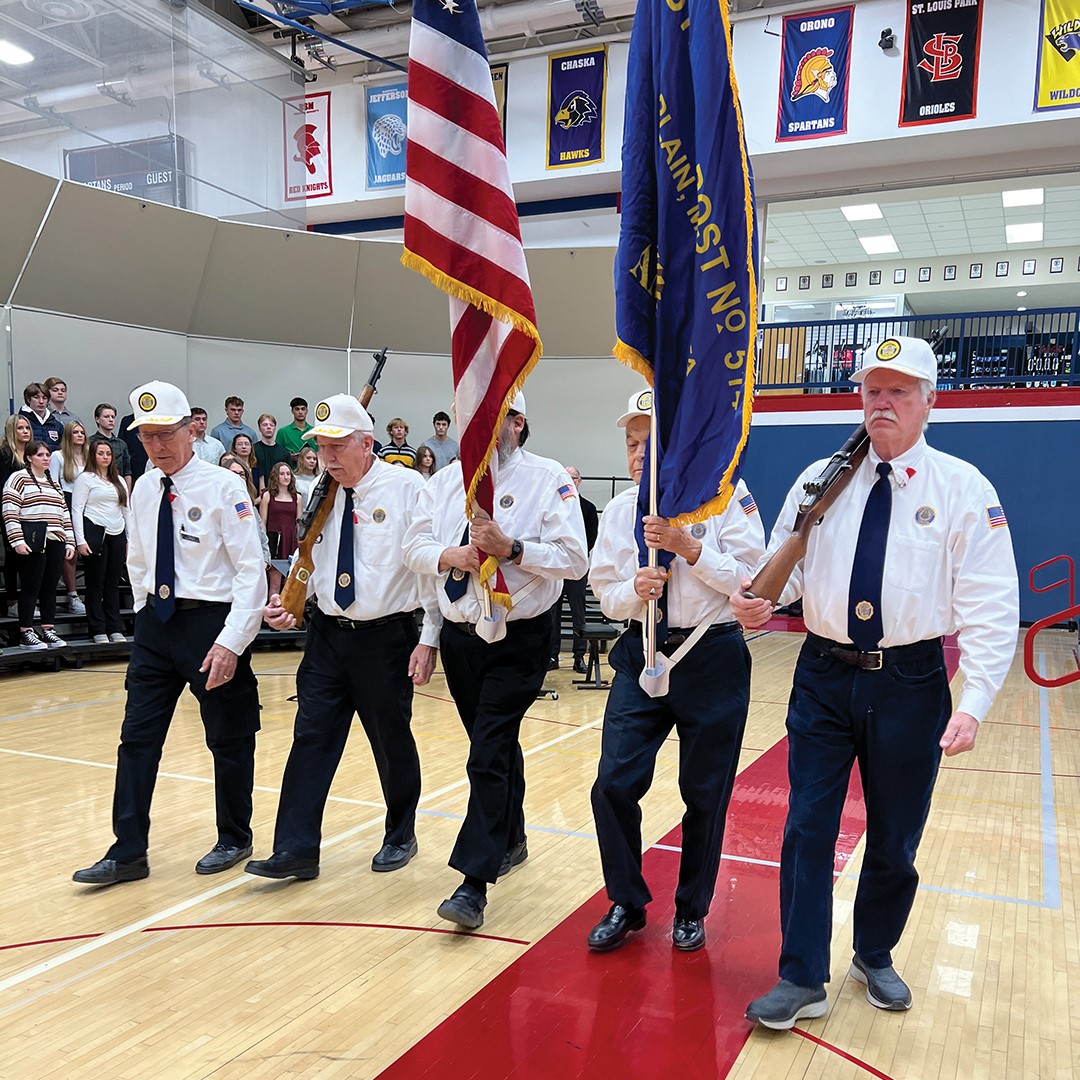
[379,737,867,1079]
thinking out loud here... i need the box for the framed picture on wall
[1022,259,1037,275]
[869,269,882,285]
[822,273,834,288]
[776,276,788,292]
[798,275,810,290]
[918,266,931,283]
[893,268,906,284]
[970,262,982,279]
[845,271,857,287]
[944,264,957,281]
[1050,257,1064,274]
[995,260,1009,277]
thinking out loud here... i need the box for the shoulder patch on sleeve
[985,505,1007,529]
[739,493,758,515]
[558,482,577,501]
[235,501,253,520]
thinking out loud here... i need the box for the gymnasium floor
[1,627,1076,1079]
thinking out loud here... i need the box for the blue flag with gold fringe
[614,0,756,535]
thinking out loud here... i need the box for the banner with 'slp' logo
[899,0,984,127]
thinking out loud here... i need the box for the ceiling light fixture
[1005,222,1043,243]
[0,40,34,65]
[1016,290,1027,297]
[859,234,899,255]
[842,204,882,221]
[1017,306,1027,312]
[1001,188,1043,208]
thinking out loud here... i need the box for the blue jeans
[779,636,951,987]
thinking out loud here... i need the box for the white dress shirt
[71,471,128,542]
[127,454,266,655]
[764,435,1019,722]
[192,434,227,465]
[590,479,765,627]
[306,458,440,647]
[403,449,589,626]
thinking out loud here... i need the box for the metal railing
[757,306,1080,393]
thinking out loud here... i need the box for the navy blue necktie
[154,476,176,622]
[334,488,356,611]
[444,524,470,601]
[847,461,893,651]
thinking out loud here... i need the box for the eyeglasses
[137,424,186,446]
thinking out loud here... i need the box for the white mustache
[870,408,898,423]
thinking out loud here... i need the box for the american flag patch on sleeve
[986,505,1007,529]
[558,483,576,501]
[235,501,253,520]
[739,493,758,515]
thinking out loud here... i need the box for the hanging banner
[283,92,332,202]
[546,46,606,169]
[366,81,408,189]
[776,6,853,142]
[899,0,984,127]
[490,62,509,139]
[1035,0,1080,111]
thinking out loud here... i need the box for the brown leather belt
[806,632,942,672]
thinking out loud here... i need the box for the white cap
[851,336,937,384]
[307,394,375,438]
[508,390,527,416]
[616,387,653,428]
[126,381,191,428]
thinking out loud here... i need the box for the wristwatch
[507,538,523,561]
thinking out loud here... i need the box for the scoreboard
[64,135,188,208]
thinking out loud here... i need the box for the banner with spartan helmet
[283,92,333,202]
[365,81,408,189]
[899,0,984,127]
[546,45,606,169]
[1034,0,1080,112]
[776,6,854,143]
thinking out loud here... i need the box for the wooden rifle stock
[278,347,390,626]
[745,423,870,605]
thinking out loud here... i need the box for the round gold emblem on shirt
[914,505,936,526]
[158,584,171,599]
[855,600,874,621]
[187,507,202,522]
[451,569,465,581]
[499,494,515,509]
[372,508,386,523]
[314,401,331,422]
[875,339,902,362]
[337,572,351,589]
[690,523,706,539]
[138,392,157,412]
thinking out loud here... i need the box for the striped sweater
[2,470,75,547]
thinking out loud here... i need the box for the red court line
[791,1028,897,1079]
[375,738,868,1080]
[0,933,102,952]
[140,921,530,946]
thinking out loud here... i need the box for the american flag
[402,0,542,608]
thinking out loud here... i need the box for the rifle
[278,346,390,625]
[745,423,870,604]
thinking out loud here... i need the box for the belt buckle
[863,650,883,671]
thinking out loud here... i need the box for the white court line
[0,714,605,998]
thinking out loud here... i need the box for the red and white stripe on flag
[402,0,542,607]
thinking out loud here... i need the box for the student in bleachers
[44,377,79,427]
[49,420,88,616]
[377,417,416,468]
[293,445,320,505]
[72,440,129,644]
[2,440,75,650]
[254,414,290,482]
[220,454,273,573]
[259,461,302,597]
[1,415,32,618]
[19,383,64,450]
[413,445,436,480]
[230,433,264,493]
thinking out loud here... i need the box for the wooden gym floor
[0,627,1076,1079]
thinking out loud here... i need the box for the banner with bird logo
[546,45,607,169]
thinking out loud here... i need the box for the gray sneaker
[67,595,86,615]
[38,627,65,649]
[850,956,912,1010]
[746,979,828,1029]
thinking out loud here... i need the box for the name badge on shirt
[179,526,201,544]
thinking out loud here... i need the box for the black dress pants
[591,623,751,919]
[106,603,260,862]
[16,540,65,626]
[272,610,421,858]
[440,609,555,882]
[82,530,126,636]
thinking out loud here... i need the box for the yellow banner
[1035,0,1080,111]
[490,63,508,138]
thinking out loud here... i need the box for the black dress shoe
[371,836,418,873]
[497,839,529,878]
[587,903,646,951]
[437,884,487,930]
[72,857,149,886]
[572,658,588,675]
[195,843,254,875]
[672,916,706,952]
[244,851,320,880]
[547,657,559,671]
